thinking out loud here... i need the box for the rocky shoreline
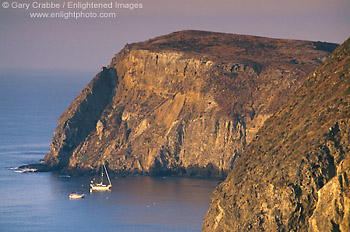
[21,161,228,179]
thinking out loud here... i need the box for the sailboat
[90,164,112,192]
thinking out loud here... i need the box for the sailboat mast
[104,164,112,186]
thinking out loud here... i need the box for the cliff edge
[44,30,337,178]
[203,38,350,230]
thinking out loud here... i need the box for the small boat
[69,192,85,199]
[90,164,112,192]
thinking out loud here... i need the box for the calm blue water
[0,70,218,232]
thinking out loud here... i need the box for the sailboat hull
[90,184,112,191]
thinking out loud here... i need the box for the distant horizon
[1,0,349,71]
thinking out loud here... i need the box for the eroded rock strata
[203,38,350,230]
[44,30,337,178]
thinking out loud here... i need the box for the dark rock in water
[43,30,337,178]
[202,38,350,231]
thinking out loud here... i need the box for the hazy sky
[1,0,349,71]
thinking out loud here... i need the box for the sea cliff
[203,37,350,231]
[43,30,337,178]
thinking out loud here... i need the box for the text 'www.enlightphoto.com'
[2,1,143,19]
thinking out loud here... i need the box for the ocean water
[0,70,218,232]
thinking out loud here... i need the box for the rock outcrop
[44,30,337,178]
[203,38,350,230]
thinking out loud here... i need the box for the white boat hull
[69,193,85,199]
[90,184,112,191]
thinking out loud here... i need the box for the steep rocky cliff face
[203,38,350,230]
[44,30,337,178]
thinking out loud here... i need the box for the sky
[0,0,349,72]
